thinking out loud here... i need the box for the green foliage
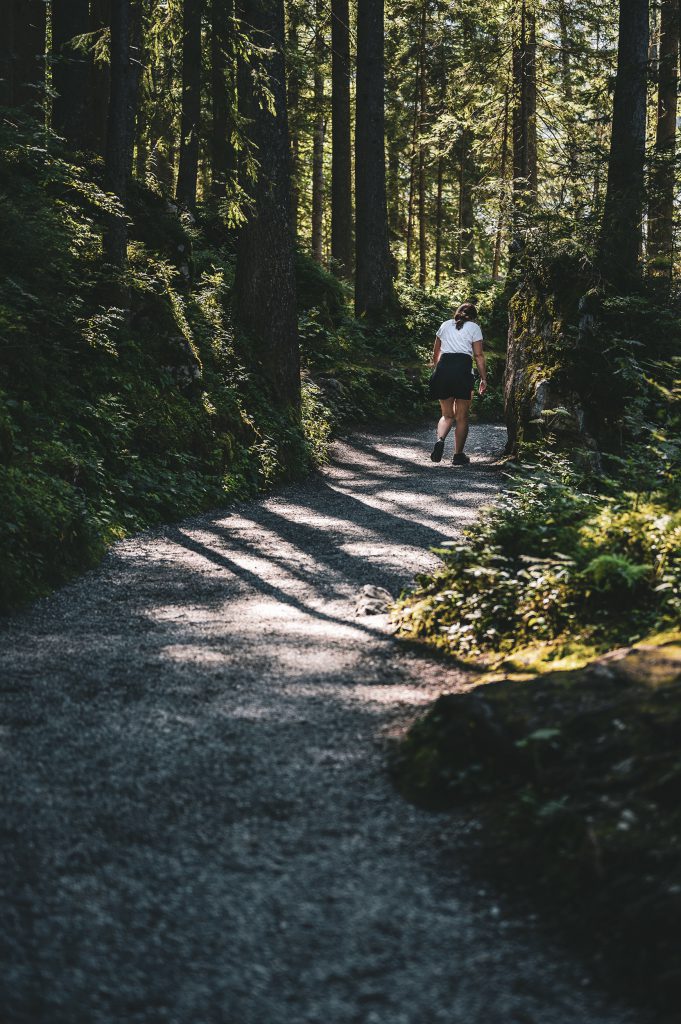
[394,450,681,660]
[0,127,437,612]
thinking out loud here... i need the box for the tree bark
[89,0,112,155]
[311,0,325,263]
[0,0,46,109]
[598,0,649,290]
[492,85,510,281]
[557,0,580,212]
[235,0,299,410]
[511,0,537,234]
[287,4,301,238]
[355,0,395,318]
[210,0,235,198]
[434,154,444,286]
[148,49,176,193]
[127,2,144,172]
[331,0,353,276]
[52,0,91,150]
[417,0,428,289]
[176,0,203,208]
[457,130,475,272]
[405,44,422,281]
[104,0,134,268]
[648,0,679,283]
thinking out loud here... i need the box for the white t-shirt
[436,319,483,355]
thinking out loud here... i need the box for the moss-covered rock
[391,634,681,1017]
[503,257,598,454]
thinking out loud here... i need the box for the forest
[0,0,680,1019]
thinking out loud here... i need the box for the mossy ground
[391,633,681,1019]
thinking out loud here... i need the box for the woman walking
[428,302,487,465]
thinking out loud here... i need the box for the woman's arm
[432,335,441,367]
[472,340,487,393]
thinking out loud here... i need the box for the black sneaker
[430,438,445,462]
[452,451,470,466]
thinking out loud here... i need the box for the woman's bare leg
[453,399,471,453]
[437,398,455,439]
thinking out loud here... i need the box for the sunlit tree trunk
[599,0,649,289]
[355,0,395,317]
[331,0,353,276]
[648,0,679,285]
[176,0,203,208]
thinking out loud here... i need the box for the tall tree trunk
[355,0,394,318]
[417,0,428,289]
[148,50,176,193]
[457,130,475,272]
[311,0,325,263]
[387,137,401,239]
[405,50,422,280]
[511,0,537,236]
[492,86,510,281]
[287,4,301,237]
[89,0,111,155]
[127,2,144,171]
[0,0,46,109]
[648,0,679,283]
[104,0,133,268]
[176,0,203,208]
[557,0,580,213]
[235,0,299,410]
[434,154,444,286]
[52,0,90,150]
[210,0,235,198]
[599,0,649,289]
[331,0,353,276]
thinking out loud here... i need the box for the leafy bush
[394,452,681,660]
[0,121,447,611]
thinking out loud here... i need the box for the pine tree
[330,0,352,277]
[648,0,679,285]
[599,0,649,289]
[235,0,299,409]
[176,0,204,208]
[355,0,394,318]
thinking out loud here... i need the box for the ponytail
[454,302,478,330]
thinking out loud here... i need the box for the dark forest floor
[0,424,647,1024]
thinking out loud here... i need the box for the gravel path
[0,424,643,1024]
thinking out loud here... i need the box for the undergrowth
[394,336,681,665]
[0,117,445,611]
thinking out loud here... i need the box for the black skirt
[429,353,474,400]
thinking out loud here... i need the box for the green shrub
[0,123,450,611]
[394,453,681,660]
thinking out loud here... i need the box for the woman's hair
[453,302,478,330]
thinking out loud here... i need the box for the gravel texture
[0,424,644,1024]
